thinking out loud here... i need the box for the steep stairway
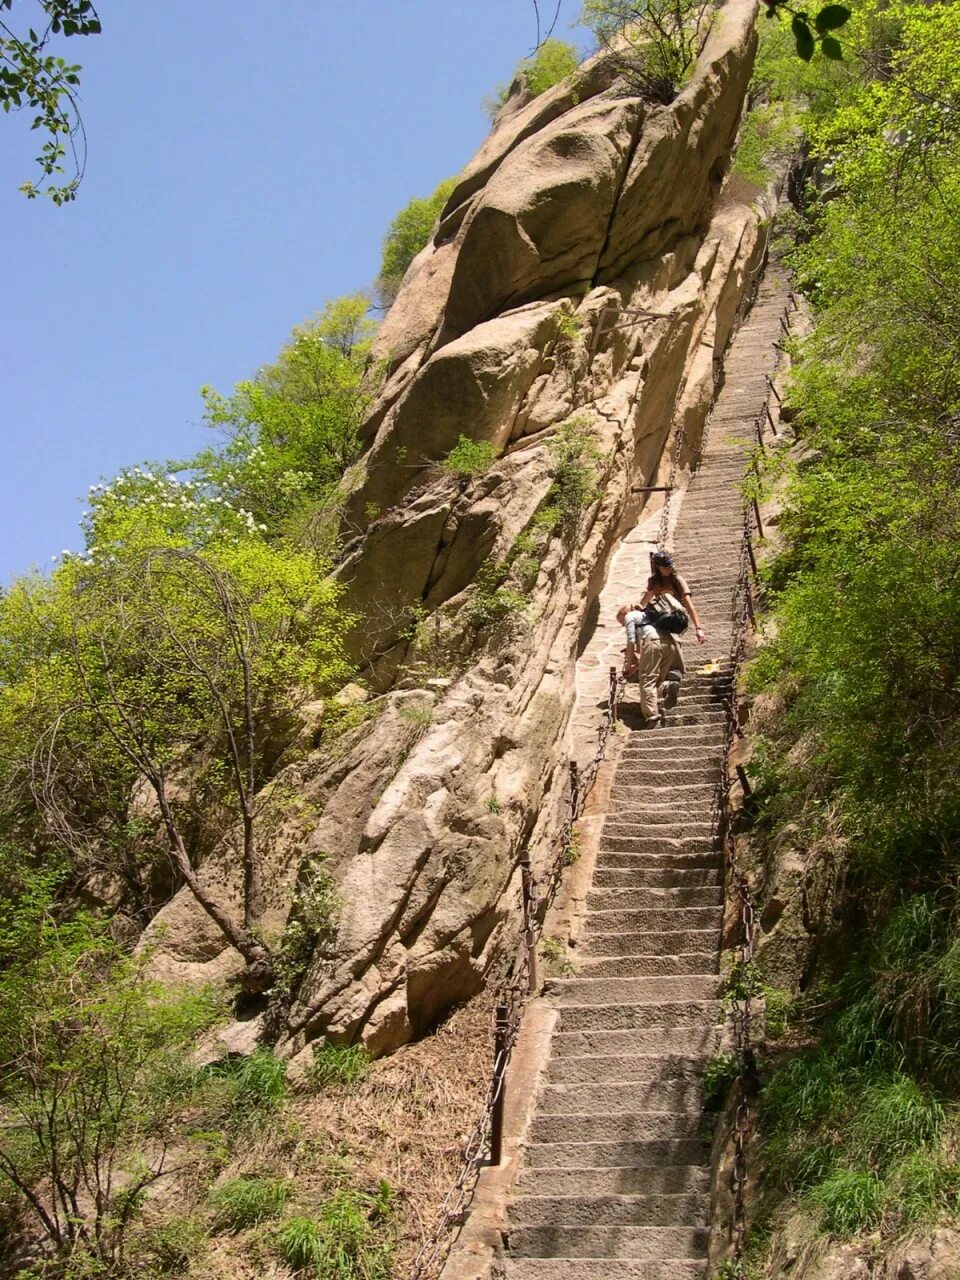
[498,267,790,1280]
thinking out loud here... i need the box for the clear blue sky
[2,0,591,584]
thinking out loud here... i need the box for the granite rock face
[144,0,770,1057]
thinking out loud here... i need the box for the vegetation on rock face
[739,1,960,1264]
[485,37,581,118]
[377,176,458,304]
[582,0,716,101]
[0,289,377,1267]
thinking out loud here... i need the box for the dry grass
[296,991,495,1272]
[185,991,496,1278]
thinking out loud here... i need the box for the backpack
[644,593,689,636]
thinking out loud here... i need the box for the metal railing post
[520,854,539,995]
[490,1003,509,1167]
[751,497,764,541]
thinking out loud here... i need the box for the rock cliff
[142,0,770,1060]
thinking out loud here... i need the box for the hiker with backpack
[633,549,706,707]
[616,602,663,728]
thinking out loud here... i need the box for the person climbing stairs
[496,266,791,1279]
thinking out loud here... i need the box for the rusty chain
[409,665,626,1280]
[713,275,793,1271]
[715,522,757,1277]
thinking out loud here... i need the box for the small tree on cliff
[377,177,457,305]
[0,483,350,989]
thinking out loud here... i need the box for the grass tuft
[208,1176,291,1231]
[306,1041,372,1090]
[808,1169,885,1236]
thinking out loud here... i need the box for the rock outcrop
[143,0,771,1058]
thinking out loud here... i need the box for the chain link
[408,666,626,1280]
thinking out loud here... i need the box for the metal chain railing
[409,665,626,1280]
[710,277,793,1272]
[713,524,758,1276]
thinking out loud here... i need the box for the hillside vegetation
[738,2,960,1270]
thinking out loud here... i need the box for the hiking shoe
[662,678,680,710]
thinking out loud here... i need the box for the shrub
[306,1041,372,1090]
[209,1176,291,1231]
[276,1214,325,1270]
[547,417,602,536]
[275,858,341,998]
[464,558,528,632]
[556,310,584,342]
[581,0,713,103]
[703,1053,739,1110]
[203,1047,289,1115]
[274,1185,394,1279]
[849,1076,943,1166]
[541,936,575,977]
[379,177,457,301]
[886,1150,960,1227]
[138,1216,208,1274]
[808,1169,885,1236]
[485,38,579,118]
[442,435,497,479]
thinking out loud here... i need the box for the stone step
[596,849,719,869]
[602,821,714,839]
[514,1165,710,1199]
[592,866,720,887]
[539,1079,703,1117]
[547,975,721,1006]
[586,886,722,910]
[597,836,717,856]
[508,1191,709,1227]
[660,711,728,727]
[621,731,725,750]
[614,768,721,787]
[522,1138,711,1170]
[582,905,723,933]
[615,776,720,793]
[529,1111,705,1144]
[506,1224,710,1259]
[579,952,719,978]
[611,784,718,803]
[557,999,721,1033]
[581,928,720,959]
[608,792,717,811]
[548,1053,707,1085]
[500,1258,707,1280]
[550,1025,723,1059]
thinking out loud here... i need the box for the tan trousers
[635,634,663,720]
[659,631,685,685]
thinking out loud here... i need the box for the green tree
[197,293,379,543]
[581,0,850,100]
[0,886,219,1267]
[377,176,457,303]
[0,0,101,202]
[485,37,580,118]
[0,483,351,987]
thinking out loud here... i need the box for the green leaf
[821,36,843,60]
[815,4,851,32]
[792,15,815,61]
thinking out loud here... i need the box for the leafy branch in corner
[0,0,101,203]
[761,0,851,63]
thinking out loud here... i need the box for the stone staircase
[497,268,790,1280]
